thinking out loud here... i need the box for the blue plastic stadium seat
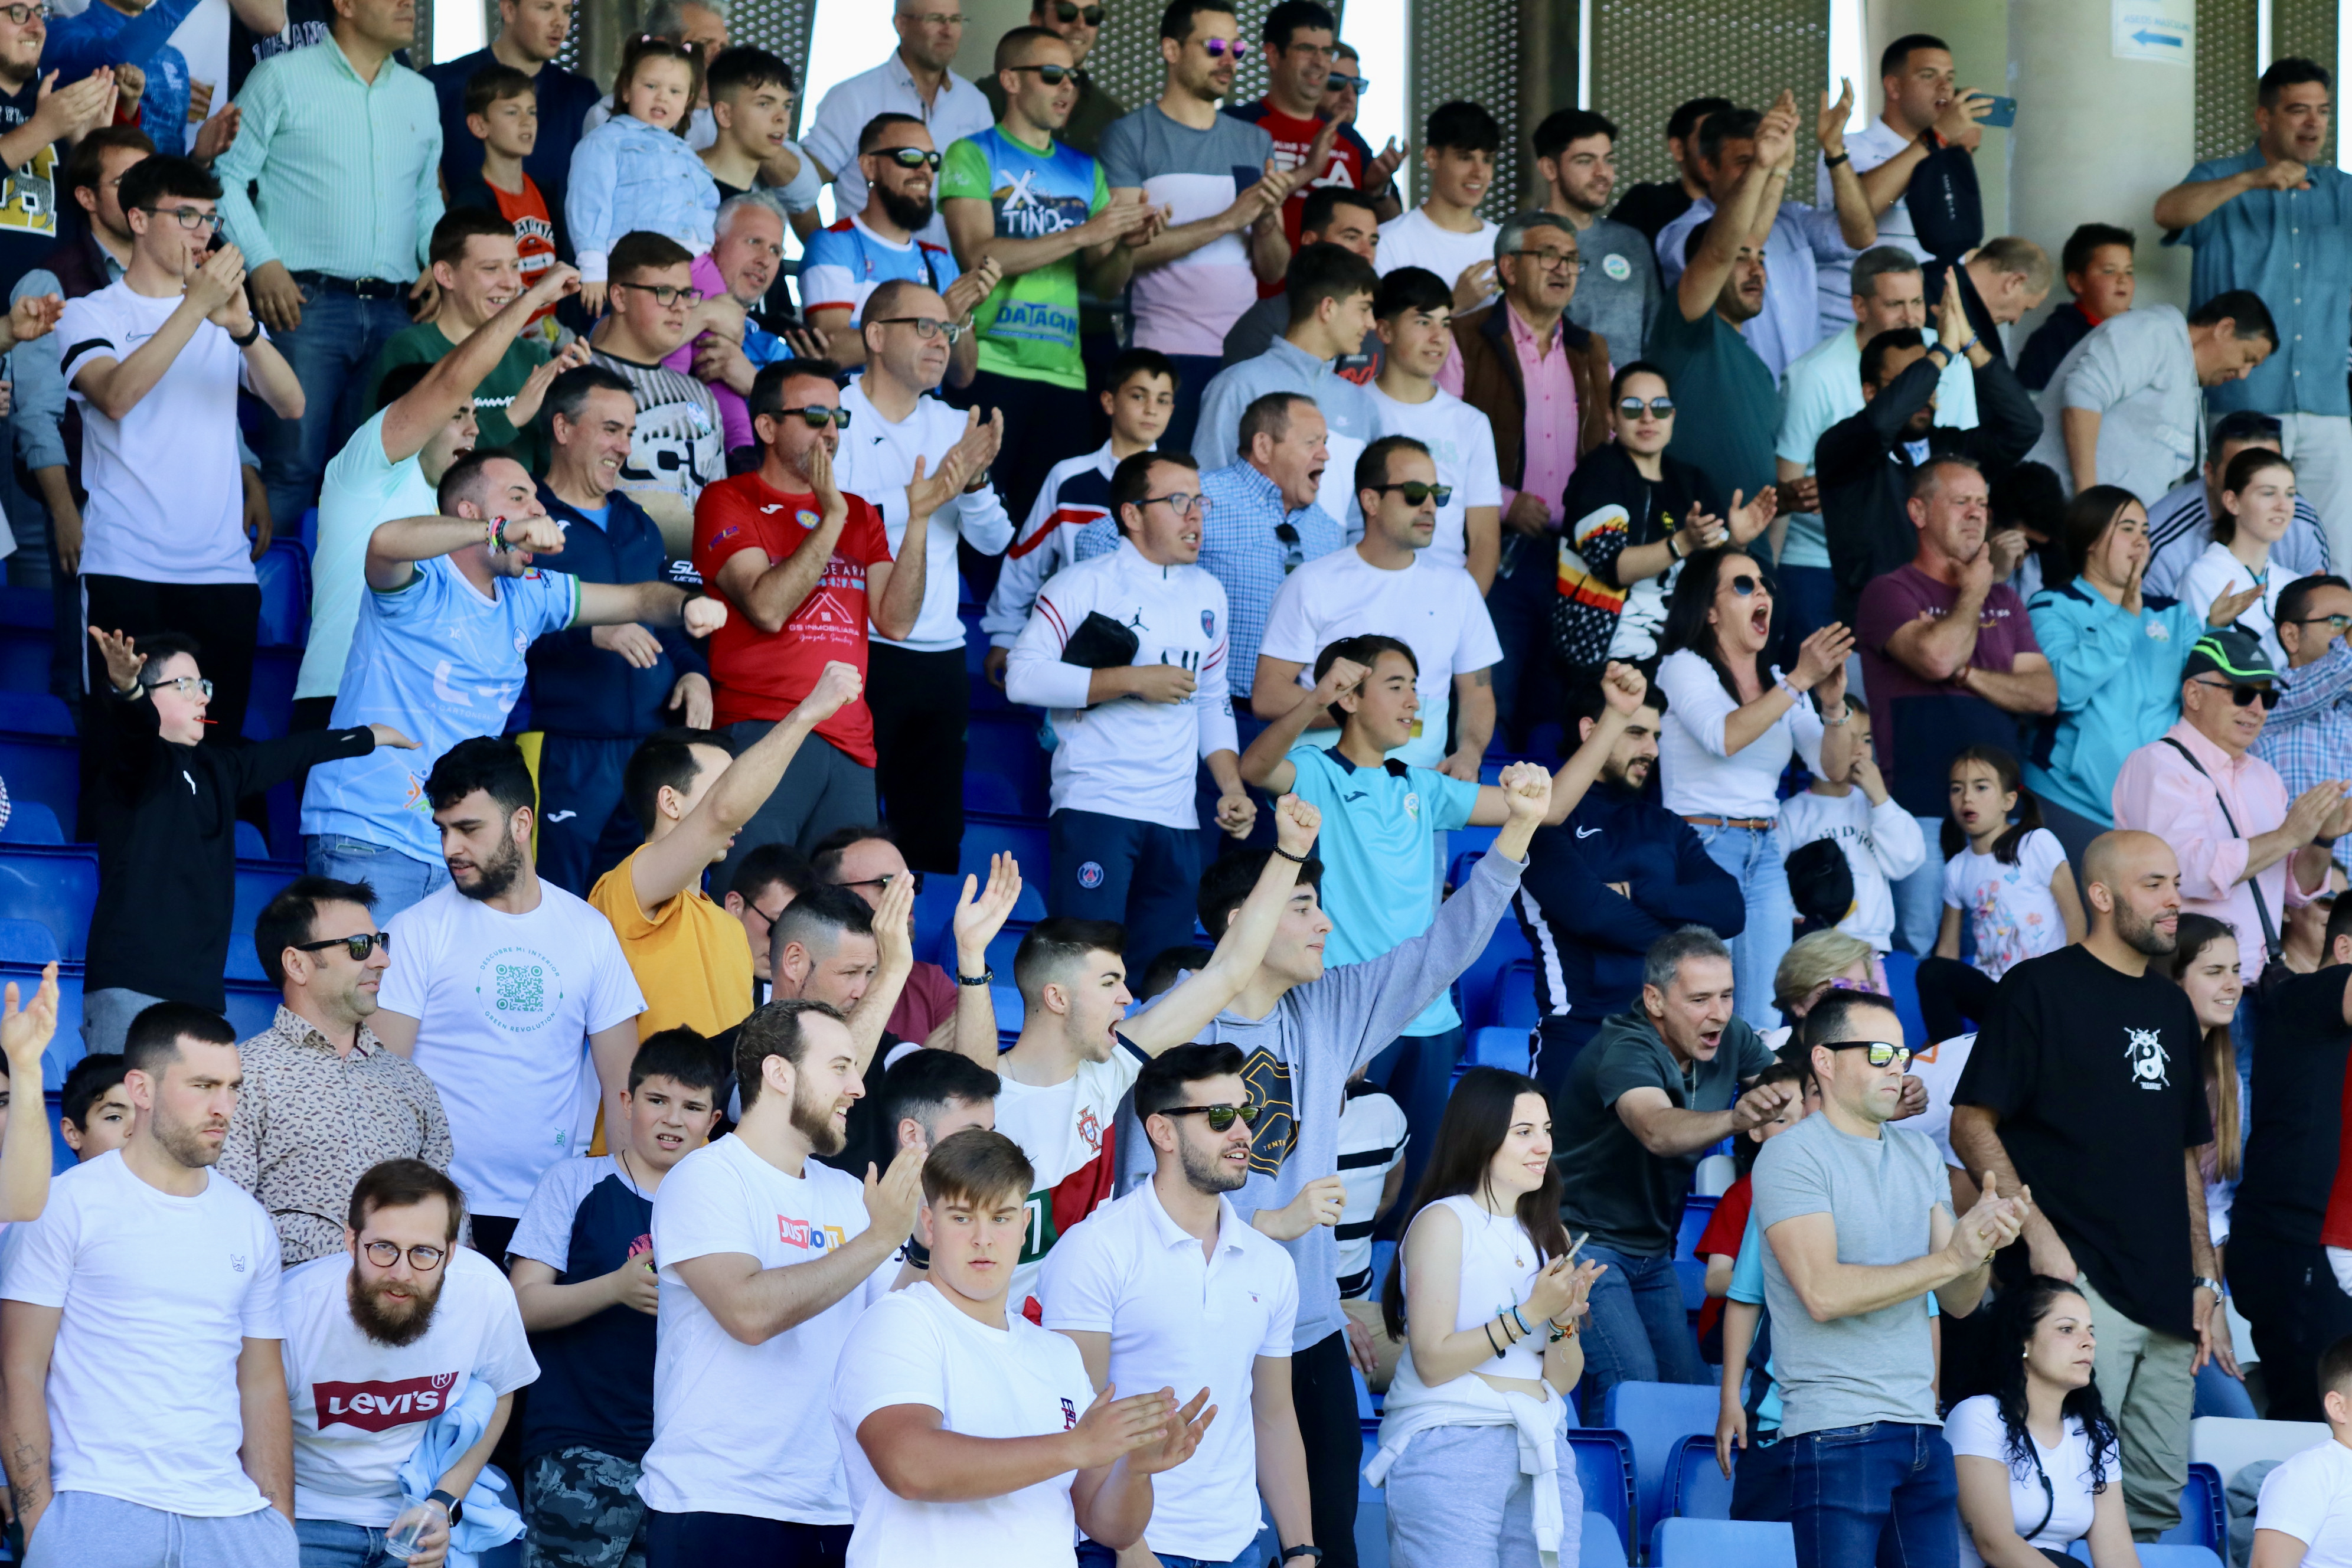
[1454,917,1531,1030]
[2159,1463,2226,1552]
[0,958,86,1089]
[242,649,300,742]
[223,978,284,1039]
[963,769,1033,816]
[0,799,61,844]
[0,586,49,629]
[1652,1517,1795,1567]
[1605,1382,1723,1536]
[0,917,60,964]
[1881,948,1930,1050]
[233,861,303,937]
[961,816,1051,900]
[966,716,1049,817]
[0,737,75,837]
[234,821,270,860]
[0,846,98,960]
[0,623,49,694]
[0,690,73,736]
[1677,1195,1719,1260]
[1666,1433,1733,1520]
[1567,1429,1635,1547]
[1491,960,1538,1029]
[1579,1508,1628,1566]
[254,539,311,648]
[989,984,1025,1035]
[1468,1025,1531,1073]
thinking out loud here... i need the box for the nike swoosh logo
[544,811,578,822]
[1574,825,1601,838]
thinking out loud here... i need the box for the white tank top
[1405,1194,1548,1381]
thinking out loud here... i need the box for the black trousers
[1292,1328,1360,1568]
[866,642,967,875]
[2229,1229,2352,1421]
[82,574,262,741]
[1916,955,1998,1045]
[966,369,1096,529]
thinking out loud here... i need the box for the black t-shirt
[2236,965,2352,1249]
[1955,944,2211,1336]
[1611,182,1694,244]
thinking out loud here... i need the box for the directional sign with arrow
[2113,0,2194,66]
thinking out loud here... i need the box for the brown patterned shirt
[222,1004,456,1265]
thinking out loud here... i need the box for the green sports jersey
[940,125,1108,389]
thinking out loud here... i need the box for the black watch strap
[230,321,262,347]
[427,1487,462,1522]
[1279,1549,1324,1564]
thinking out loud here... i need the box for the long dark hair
[2057,484,2145,587]
[1939,744,2043,865]
[2168,912,2244,1181]
[1381,1067,1569,1341]
[1660,544,1775,701]
[1988,1276,2117,1492]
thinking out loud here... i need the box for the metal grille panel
[2276,0,2340,165]
[1085,0,1276,127]
[1589,0,1828,193]
[2197,0,2258,164]
[1409,0,1520,211]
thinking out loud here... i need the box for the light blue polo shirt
[297,410,444,701]
[1285,744,1479,1037]
[2167,144,2352,417]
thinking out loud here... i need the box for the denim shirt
[563,115,721,282]
[2166,143,2352,417]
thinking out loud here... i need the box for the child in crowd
[1336,1063,1408,1389]
[1922,745,2083,1039]
[455,65,562,334]
[57,1051,131,1160]
[2015,222,2135,392]
[2252,1331,2352,1564]
[1775,696,1926,960]
[1695,1056,1809,1355]
[2181,446,2309,671]
[567,37,721,313]
[507,1029,724,1568]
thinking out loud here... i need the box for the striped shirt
[2255,638,2352,876]
[213,34,442,280]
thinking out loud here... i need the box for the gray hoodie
[1116,848,1528,1351]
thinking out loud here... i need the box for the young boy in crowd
[979,348,1180,683]
[1775,697,1926,960]
[452,64,561,332]
[507,1030,724,1568]
[2015,223,2135,393]
[700,47,822,233]
[2252,1331,2352,1564]
[1365,264,1502,590]
[830,1128,1211,1565]
[57,1052,131,1161]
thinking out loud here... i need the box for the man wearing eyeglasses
[0,0,122,300]
[223,877,455,1268]
[804,0,992,250]
[583,230,729,519]
[278,1159,537,1568]
[2144,411,2334,599]
[2258,576,2352,882]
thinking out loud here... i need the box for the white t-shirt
[995,1044,1146,1319]
[2256,1434,2352,1566]
[280,1248,538,1527]
[1257,546,1503,770]
[1906,1033,1977,1168]
[1038,1184,1301,1559]
[1334,1086,1408,1295]
[380,884,645,1218]
[831,1280,1099,1568]
[509,1153,648,1270]
[1363,383,1503,576]
[638,1135,890,1523]
[1943,1393,2099,1566]
[59,278,263,586]
[1653,651,1827,820]
[1776,787,1929,953]
[1375,207,1501,309]
[1941,828,2071,980]
[2178,538,2302,673]
[1,1152,284,1516]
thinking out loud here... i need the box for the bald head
[2083,829,2183,958]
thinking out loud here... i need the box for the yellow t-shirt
[588,844,756,1044]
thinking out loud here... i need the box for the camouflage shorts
[524,1446,649,1568]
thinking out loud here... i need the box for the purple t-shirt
[1857,563,2043,817]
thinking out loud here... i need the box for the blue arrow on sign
[2132,28,2184,45]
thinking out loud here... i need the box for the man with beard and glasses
[638,998,923,1566]
[280,1159,537,1568]
[1,1004,295,1567]
[1951,829,2231,1541]
[373,739,649,1264]
[1040,1041,1317,1567]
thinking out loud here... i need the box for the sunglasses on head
[1617,396,1674,418]
[875,146,943,169]
[1158,1102,1262,1132]
[1371,479,1453,507]
[2193,677,2281,710]
[1052,1,1105,20]
[1821,1039,1913,1069]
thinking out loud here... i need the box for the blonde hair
[1773,929,1876,1015]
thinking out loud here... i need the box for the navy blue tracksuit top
[526,484,707,739]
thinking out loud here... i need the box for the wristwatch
[230,321,262,348]
[427,1488,462,1523]
[1278,1548,1325,1564]
[2194,1276,2224,1297]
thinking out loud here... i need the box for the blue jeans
[258,286,416,533]
[295,1516,401,1567]
[1787,1422,1959,1568]
[1488,532,1562,746]
[1076,1545,1248,1567]
[1692,821,1794,1030]
[305,833,449,923]
[2193,1355,2259,1419]
[1579,1244,1709,1401]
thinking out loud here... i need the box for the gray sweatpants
[25,1491,298,1568]
[1384,1423,1585,1567]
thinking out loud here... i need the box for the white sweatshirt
[982,441,1121,648]
[832,379,1015,652]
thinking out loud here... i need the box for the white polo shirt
[1037,1180,1301,1561]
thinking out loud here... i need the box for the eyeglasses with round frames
[0,4,53,25]
[1723,573,1767,597]
[292,931,393,962]
[362,1240,447,1271]
[1156,1102,1261,1131]
[874,315,966,344]
[1819,1040,1913,1069]
[615,280,704,308]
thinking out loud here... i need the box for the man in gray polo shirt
[1755,988,2026,1568]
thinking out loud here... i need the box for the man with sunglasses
[802,0,992,254]
[2144,410,2333,599]
[982,0,1125,155]
[2258,575,2352,881]
[224,878,455,1268]
[278,1159,537,1568]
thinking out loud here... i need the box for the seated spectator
[1223,187,1383,375]
[1515,679,1744,1090]
[1818,276,2039,621]
[448,66,564,318]
[566,37,717,314]
[2145,411,2331,600]
[981,347,1179,681]
[1374,100,1502,310]
[833,1128,1204,1564]
[64,152,302,746]
[424,0,602,237]
[57,1051,132,1161]
[833,275,1012,874]
[1922,745,2085,1040]
[800,115,984,377]
[2026,486,2255,868]
[810,826,962,1050]
[583,231,733,522]
[509,1029,724,1568]
[369,207,574,472]
[1537,107,1659,359]
[697,46,823,231]
[666,197,793,456]
[279,1158,537,1566]
[80,628,403,1055]
[1253,436,1504,774]
[1556,360,1769,672]
[1654,93,1876,377]
[1945,1277,2133,1566]
[2168,913,2259,1422]
[2259,573,2352,878]
[2015,223,2136,393]
[223,876,456,1266]
[1777,695,1926,959]
[1856,455,2055,958]
[1655,546,1856,1028]
[296,260,580,729]
[1006,449,1252,966]
[800,0,993,253]
[1363,1066,1602,1568]
[1195,241,1381,527]
[588,665,863,1052]
[696,362,926,884]
[724,842,815,1009]
[2026,289,2277,505]
[369,739,649,1262]
[2252,1332,2352,1564]
[1363,266,1498,589]
[1551,925,1789,1399]
[2180,447,2311,669]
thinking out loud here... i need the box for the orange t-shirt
[489,174,560,327]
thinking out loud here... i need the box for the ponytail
[1939,744,2038,865]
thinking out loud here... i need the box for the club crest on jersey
[1076,1106,1103,1152]
[1061,1397,1079,1430]
[1202,609,1216,638]
[798,509,822,530]
[1077,861,1104,889]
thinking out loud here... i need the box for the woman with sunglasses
[1556,361,1776,674]
[2180,446,2311,672]
[1656,546,1857,1029]
[1366,1067,1605,1568]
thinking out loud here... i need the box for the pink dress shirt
[1437,302,1581,527]
[2111,718,2314,982]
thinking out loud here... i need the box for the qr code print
[495,964,544,1014]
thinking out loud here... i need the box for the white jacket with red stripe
[982,441,1123,648]
[1005,538,1238,829]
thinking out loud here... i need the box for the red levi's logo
[315,1373,457,1432]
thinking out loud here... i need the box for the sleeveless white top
[1405,1194,1547,1382]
